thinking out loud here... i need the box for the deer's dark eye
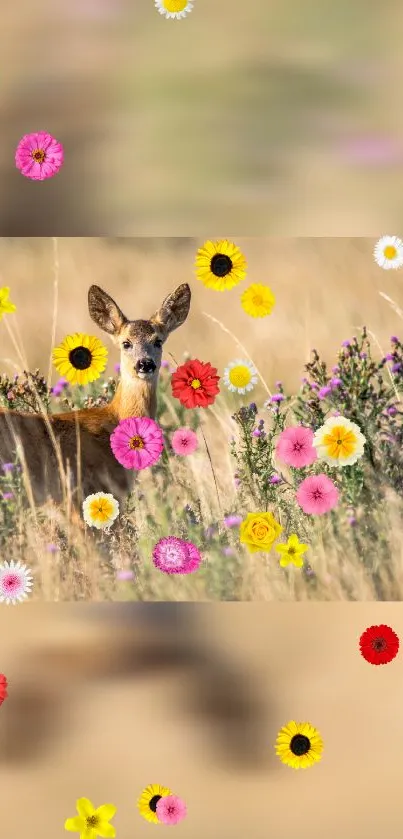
[122,341,132,350]
[154,338,163,348]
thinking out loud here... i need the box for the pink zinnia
[296,474,339,515]
[156,795,187,826]
[152,536,202,575]
[275,426,318,468]
[171,427,198,456]
[110,416,164,470]
[15,132,64,181]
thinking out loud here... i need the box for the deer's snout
[136,358,157,375]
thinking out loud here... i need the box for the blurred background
[2,0,403,234]
[1,602,403,837]
[0,236,401,395]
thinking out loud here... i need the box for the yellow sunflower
[52,332,108,386]
[195,240,247,291]
[275,534,308,568]
[275,721,324,770]
[137,784,172,824]
[241,283,276,318]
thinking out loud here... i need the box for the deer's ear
[88,286,128,336]
[150,283,191,335]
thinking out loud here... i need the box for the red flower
[171,359,220,409]
[359,624,399,665]
[0,673,8,705]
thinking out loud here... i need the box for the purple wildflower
[114,363,121,374]
[330,377,342,388]
[271,393,285,403]
[270,474,281,485]
[1,492,13,501]
[224,515,242,528]
[342,340,351,348]
[391,336,399,344]
[116,569,135,581]
[387,405,398,416]
[318,386,332,399]
[222,547,235,557]
[2,463,14,474]
[161,360,170,369]
[392,363,402,373]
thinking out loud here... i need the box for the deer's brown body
[0,283,191,506]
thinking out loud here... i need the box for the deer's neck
[110,378,157,421]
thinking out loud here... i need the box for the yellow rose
[239,511,283,553]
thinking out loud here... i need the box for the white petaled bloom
[223,359,258,394]
[154,0,194,19]
[313,415,366,467]
[373,235,403,270]
[0,560,33,604]
[82,492,120,530]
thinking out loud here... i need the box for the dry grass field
[1,602,402,839]
[0,236,402,601]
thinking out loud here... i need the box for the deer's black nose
[136,358,156,374]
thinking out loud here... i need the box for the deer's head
[88,283,191,384]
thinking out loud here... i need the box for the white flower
[154,0,194,19]
[373,235,403,270]
[223,359,258,394]
[313,415,366,467]
[0,560,33,604]
[82,492,120,530]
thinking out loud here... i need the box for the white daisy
[223,359,258,394]
[154,0,194,19]
[82,492,120,530]
[0,560,33,604]
[373,235,403,270]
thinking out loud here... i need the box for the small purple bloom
[234,478,241,488]
[161,360,170,369]
[114,363,121,374]
[384,353,394,362]
[224,515,242,528]
[387,405,397,416]
[270,474,281,484]
[271,393,285,403]
[1,492,13,501]
[348,516,357,527]
[360,352,367,359]
[331,411,341,417]
[275,381,282,389]
[116,569,135,581]
[222,547,235,557]
[252,428,262,437]
[391,336,399,344]
[392,363,402,373]
[46,543,59,553]
[249,402,257,413]
[310,382,319,390]
[2,463,14,474]
[331,366,340,374]
[342,340,351,348]
[330,377,342,388]
[318,386,332,399]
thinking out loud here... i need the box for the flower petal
[95,805,117,822]
[76,798,95,819]
[65,817,85,832]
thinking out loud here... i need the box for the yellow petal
[65,816,86,832]
[95,805,117,822]
[97,824,116,839]
[76,799,96,819]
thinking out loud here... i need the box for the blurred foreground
[1,603,403,838]
[2,0,403,234]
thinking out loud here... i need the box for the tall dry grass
[0,236,402,601]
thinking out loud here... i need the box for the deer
[0,282,191,507]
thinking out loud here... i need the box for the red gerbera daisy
[171,358,220,409]
[359,624,399,665]
[0,673,8,705]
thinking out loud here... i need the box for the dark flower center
[86,816,99,828]
[372,637,387,652]
[312,489,323,500]
[210,253,233,277]
[69,346,93,370]
[32,148,46,163]
[290,734,311,756]
[149,795,162,813]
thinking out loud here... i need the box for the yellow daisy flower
[154,0,194,17]
[275,721,324,770]
[65,797,117,839]
[137,784,172,824]
[313,415,366,467]
[52,332,108,386]
[275,534,308,568]
[223,359,258,394]
[0,287,16,320]
[195,240,247,291]
[241,283,275,318]
[82,493,120,530]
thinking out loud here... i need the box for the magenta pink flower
[171,427,198,456]
[156,795,187,825]
[275,426,318,468]
[15,132,64,181]
[110,416,164,470]
[152,536,202,575]
[296,474,339,515]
